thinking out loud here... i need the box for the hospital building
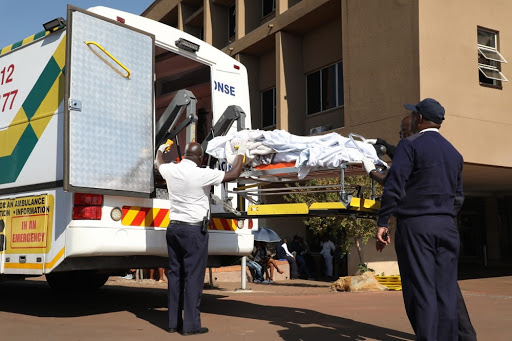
[142,0,512,275]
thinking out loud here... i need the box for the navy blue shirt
[377,130,464,227]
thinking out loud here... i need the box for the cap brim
[403,103,417,112]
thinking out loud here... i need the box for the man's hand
[361,157,376,175]
[376,227,390,252]
[158,140,173,154]
[235,140,248,156]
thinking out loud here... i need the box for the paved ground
[1,273,511,340]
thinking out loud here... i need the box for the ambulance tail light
[248,219,254,229]
[74,193,103,206]
[73,193,103,220]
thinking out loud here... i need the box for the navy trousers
[166,222,208,333]
[395,215,460,341]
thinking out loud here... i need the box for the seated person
[257,242,283,282]
[247,246,265,283]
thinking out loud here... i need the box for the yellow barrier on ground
[376,276,402,291]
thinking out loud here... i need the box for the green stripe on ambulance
[0,36,66,184]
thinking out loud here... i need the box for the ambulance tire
[46,271,109,291]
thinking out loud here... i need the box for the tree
[284,175,382,268]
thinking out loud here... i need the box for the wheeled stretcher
[206,130,386,219]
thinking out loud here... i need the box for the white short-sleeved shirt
[158,159,225,223]
[320,240,335,257]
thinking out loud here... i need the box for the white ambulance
[0,5,254,289]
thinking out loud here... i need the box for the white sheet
[206,129,386,179]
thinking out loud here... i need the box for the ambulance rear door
[64,5,155,197]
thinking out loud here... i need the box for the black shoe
[181,327,209,336]
[168,328,179,333]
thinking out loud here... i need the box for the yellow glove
[158,139,173,153]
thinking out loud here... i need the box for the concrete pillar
[340,0,350,128]
[235,0,245,40]
[203,0,213,44]
[275,31,288,131]
[275,31,304,134]
[177,3,184,31]
[276,0,288,15]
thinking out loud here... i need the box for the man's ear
[417,114,424,124]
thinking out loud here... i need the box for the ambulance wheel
[46,271,109,291]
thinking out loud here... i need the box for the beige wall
[239,54,262,129]
[418,0,512,167]
[341,0,419,145]
[259,51,276,90]
[303,19,342,73]
[348,240,400,276]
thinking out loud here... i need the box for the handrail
[84,41,131,79]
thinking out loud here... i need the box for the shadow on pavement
[0,279,414,340]
[198,293,415,341]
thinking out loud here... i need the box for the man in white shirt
[276,239,299,279]
[320,236,336,279]
[156,141,245,336]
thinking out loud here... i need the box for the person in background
[289,235,312,279]
[155,140,245,336]
[363,115,412,185]
[276,239,299,279]
[320,235,336,280]
[247,245,266,283]
[149,268,168,283]
[257,241,284,282]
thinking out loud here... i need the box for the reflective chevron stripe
[121,206,170,227]
[0,30,49,56]
[210,218,237,231]
[0,24,65,57]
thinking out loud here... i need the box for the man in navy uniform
[363,112,476,340]
[156,141,245,336]
[375,98,464,340]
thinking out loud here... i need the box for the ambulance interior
[154,46,212,164]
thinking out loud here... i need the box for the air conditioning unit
[309,125,332,135]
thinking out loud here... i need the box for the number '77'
[2,90,18,112]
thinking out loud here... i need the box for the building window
[261,87,276,127]
[228,4,236,39]
[478,27,507,87]
[262,0,276,17]
[306,62,344,115]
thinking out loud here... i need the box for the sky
[0,0,155,49]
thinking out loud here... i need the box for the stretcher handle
[348,133,366,157]
[84,41,131,79]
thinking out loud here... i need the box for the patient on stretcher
[206,129,386,179]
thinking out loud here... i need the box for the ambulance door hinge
[69,99,82,112]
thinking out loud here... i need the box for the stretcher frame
[212,133,382,219]
[228,160,382,219]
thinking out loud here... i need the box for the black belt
[169,220,203,227]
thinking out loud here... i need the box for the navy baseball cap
[403,98,445,124]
